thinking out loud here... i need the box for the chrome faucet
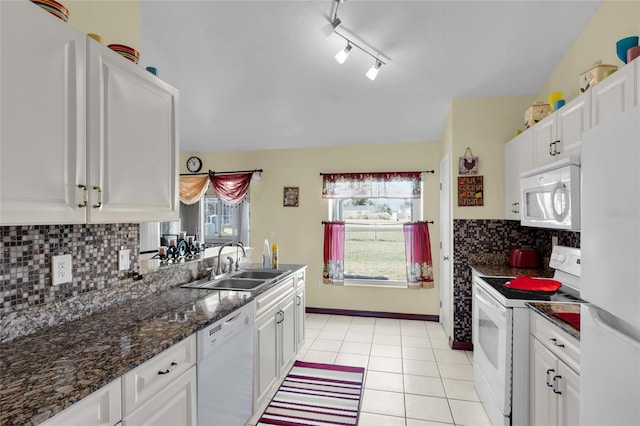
[214,241,247,276]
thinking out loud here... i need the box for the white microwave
[520,157,581,230]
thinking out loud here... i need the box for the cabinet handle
[554,140,561,154]
[92,186,102,208]
[552,375,562,394]
[296,295,301,306]
[549,142,554,155]
[78,184,88,208]
[158,362,178,375]
[549,338,565,348]
[546,368,555,387]
[515,202,519,213]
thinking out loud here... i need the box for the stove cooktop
[478,276,584,303]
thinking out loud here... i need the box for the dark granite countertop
[527,302,581,340]
[0,264,305,426]
[469,262,555,279]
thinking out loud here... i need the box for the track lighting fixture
[365,59,383,81]
[334,42,352,64]
[323,0,390,80]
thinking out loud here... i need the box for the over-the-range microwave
[520,157,581,230]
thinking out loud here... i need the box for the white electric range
[472,246,583,426]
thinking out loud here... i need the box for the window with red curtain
[321,171,431,288]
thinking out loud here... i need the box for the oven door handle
[473,283,504,313]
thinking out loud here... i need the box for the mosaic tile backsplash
[0,224,140,315]
[452,219,580,346]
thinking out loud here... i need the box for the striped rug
[257,360,365,426]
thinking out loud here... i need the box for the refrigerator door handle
[587,305,640,350]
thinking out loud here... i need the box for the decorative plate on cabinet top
[107,44,140,64]
[31,0,69,22]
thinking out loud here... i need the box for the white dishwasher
[197,302,254,426]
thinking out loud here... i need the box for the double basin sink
[181,268,291,292]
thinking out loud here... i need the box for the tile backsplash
[452,219,580,346]
[0,224,140,314]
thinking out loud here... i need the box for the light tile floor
[248,313,491,426]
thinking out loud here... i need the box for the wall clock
[186,156,202,173]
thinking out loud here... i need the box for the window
[324,172,423,286]
[203,193,250,246]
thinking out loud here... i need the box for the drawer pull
[550,338,565,348]
[158,362,178,375]
[546,368,555,387]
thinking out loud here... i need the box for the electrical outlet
[52,254,72,285]
[315,279,321,288]
[119,249,130,271]
[552,236,558,248]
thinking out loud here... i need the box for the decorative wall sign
[458,147,479,174]
[284,187,299,207]
[458,176,484,206]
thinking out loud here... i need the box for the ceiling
[139,1,600,154]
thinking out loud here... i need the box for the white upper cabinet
[504,130,532,220]
[1,0,87,225]
[531,93,590,168]
[0,0,179,225]
[87,41,179,223]
[591,60,636,127]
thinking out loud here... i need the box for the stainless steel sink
[232,269,288,280]
[205,278,266,290]
[181,268,291,291]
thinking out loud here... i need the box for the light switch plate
[52,254,72,285]
[119,249,130,271]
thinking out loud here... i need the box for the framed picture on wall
[283,187,299,207]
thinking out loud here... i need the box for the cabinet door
[122,367,196,426]
[254,303,280,408]
[295,287,306,352]
[556,361,580,426]
[530,336,558,426]
[41,379,121,426]
[87,42,179,223]
[555,93,590,159]
[591,63,636,127]
[279,294,297,373]
[0,1,86,225]
[531,114,556,167]
[504,131,532,220]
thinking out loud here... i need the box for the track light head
[334,42,352,64]
[365,59,383,81]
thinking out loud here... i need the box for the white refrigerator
[580,104,640,426]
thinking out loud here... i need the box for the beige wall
[447,95,535,220]
[66,0,140,49]
[182,141,442,315]
[537,0,640,105]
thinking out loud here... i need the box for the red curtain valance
[322,171,422,199]
[209,172,252,205]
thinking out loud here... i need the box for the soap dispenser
[262,239,271,268]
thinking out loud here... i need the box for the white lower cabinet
[295,284,306,352]
[41,378,122,426]
[122,335,197,426]
[253,275,298,410]
[121,367,196,426]
[530,311,580,426]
